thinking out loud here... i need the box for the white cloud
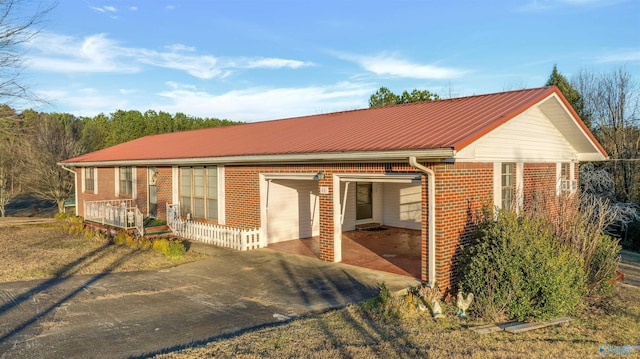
[245,58,314,69]
[25,33,139,73]
[597,49,640,63]
[24,32,313,79]
[91,5,117,13]
[34,81,373,122]
[517,0,626,11]
[338,52,467,80]
[35,89,130,116]
[155,82,373,122]
[165,43,196,52]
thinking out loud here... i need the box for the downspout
[59,164,78,216]
[408,156,436,288]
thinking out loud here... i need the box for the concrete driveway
[0,243,419,358]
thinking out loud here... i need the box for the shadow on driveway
[0,243,419,358]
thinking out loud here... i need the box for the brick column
[318,177,334,262]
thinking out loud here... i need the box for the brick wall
[522,163,558,215]
[431,162,493,292]
[77,166,155,217]
[75,160,562,293]
[155,166,173,219]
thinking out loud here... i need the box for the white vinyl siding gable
[457,106,576,162]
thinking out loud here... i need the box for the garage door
[267,180,320,244]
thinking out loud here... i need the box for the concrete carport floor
[268,227,423,278]
[0,242,419,358]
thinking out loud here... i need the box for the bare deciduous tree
[23,114,83,212]
[0,0,54,105]
[574,67,640,205]
[0,105,25,216]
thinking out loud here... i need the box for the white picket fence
[166,203,264,251]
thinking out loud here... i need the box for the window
[85,167,95,192]
[180,166,218,220]
[120,167,133,195]
[501,163,514,210]
[356,182,373,220]
[560,163,576,192]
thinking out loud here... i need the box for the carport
[263,172,423,278]
[260,173,320,245]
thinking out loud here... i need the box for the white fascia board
[57,148,455,167]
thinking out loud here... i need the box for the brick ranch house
[59,86,607,291]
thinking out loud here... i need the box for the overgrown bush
[362,283,405,321]
[138,237,152,251]
[459,210,586,321]
[113,231,130,246]
[152,238,185,259]
[525,191,622,295]
[588,235,621,296]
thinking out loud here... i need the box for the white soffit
[538,94,606,159]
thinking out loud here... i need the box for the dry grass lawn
[0,224,207,282]
[155,260,640,359]
[153,285,640,359]
[2,222,638,358]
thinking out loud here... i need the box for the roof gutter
[59,148,456,167]
[408,156,436,288]
[59,164,78,216]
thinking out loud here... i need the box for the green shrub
[152,238,169,254]
[126,234,138,248]
[84,228,95,239]
[362,283,405,321]
[588,235,621,296]
[67,223,85,235]
[138,237,152,251]
[152,238,185,259]
[459,210,586,321]
[113,231,130,246]
[54,212,70,222]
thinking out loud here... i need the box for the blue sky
[20,0,640,122]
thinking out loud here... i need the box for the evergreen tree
[546,65,591,129]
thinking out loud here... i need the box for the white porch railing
[84,199,144,235]
[166,203,263,251]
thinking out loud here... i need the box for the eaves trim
[59,148,456,167]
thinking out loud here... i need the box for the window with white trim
[560,163,576,192]
[180,166,218,220]
[119,167,133,196]
[85,167,95,192]
[501,163,515,210]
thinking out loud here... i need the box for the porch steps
[144,224,172,237]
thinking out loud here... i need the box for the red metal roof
[62,86,603,164]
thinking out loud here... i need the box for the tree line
[0,107,241,216]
